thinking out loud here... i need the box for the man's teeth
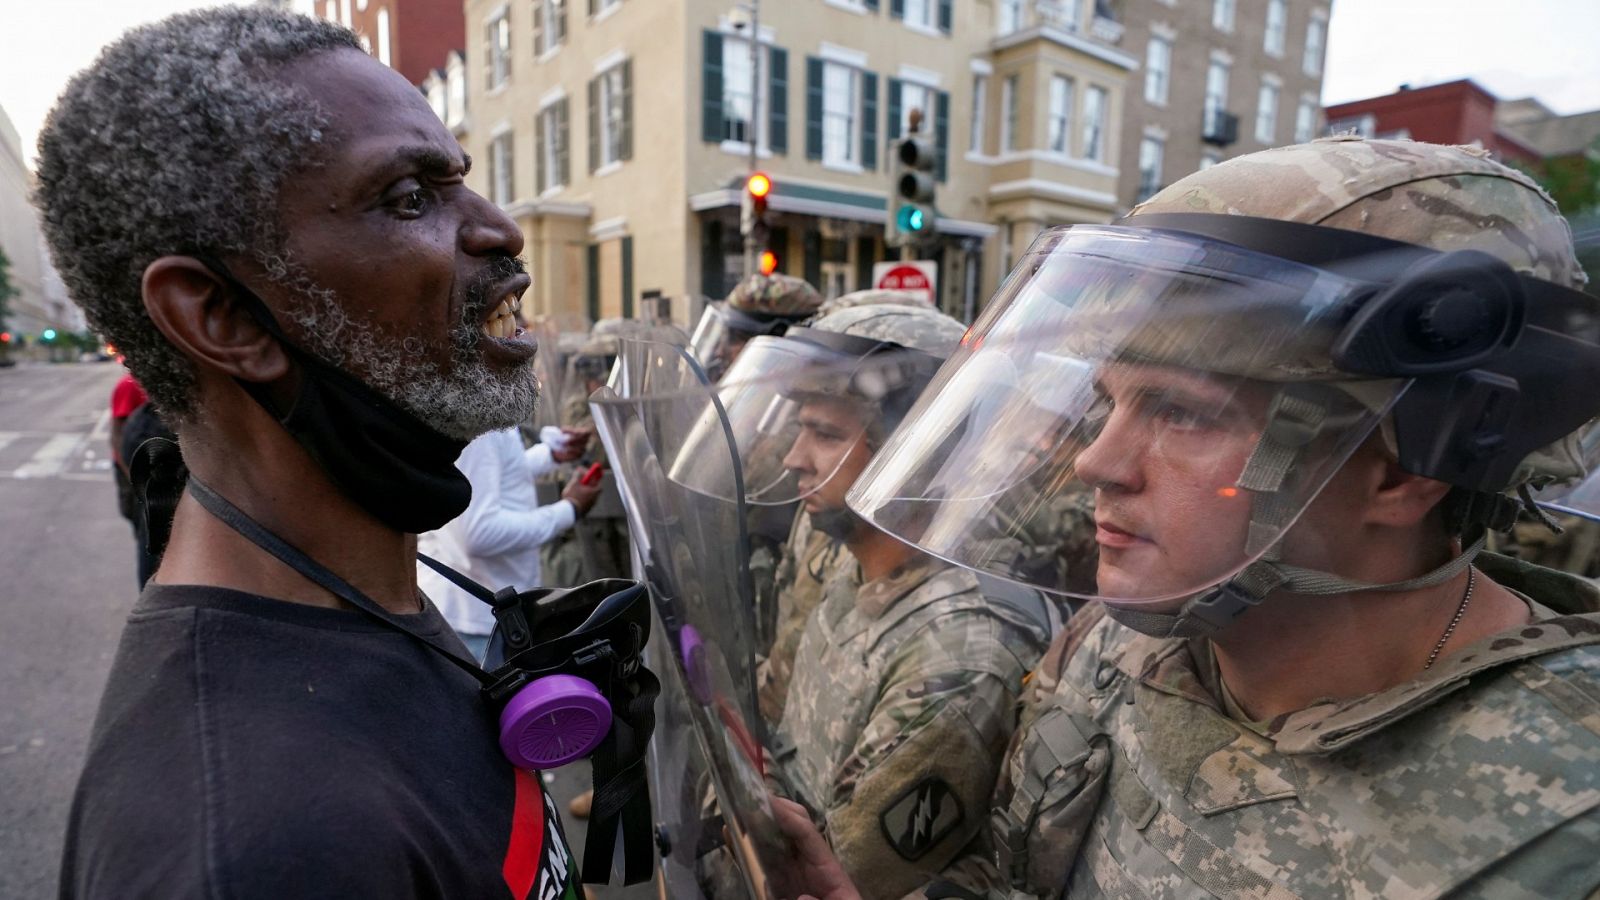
[482,296,522,340]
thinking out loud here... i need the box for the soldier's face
[1073,363,1270,602]
[784,397,874,516]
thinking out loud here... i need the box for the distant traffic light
[887,136,937,249]
[742,171,772,241]
[42,328,58,342]
[758,249,779,276]
[0,332,10,344]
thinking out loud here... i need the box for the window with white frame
[447,55,467,128]
[903,0,935,29]
[490,131,513,205]
[969,74,988,153]
[901,81,933,135]
[376,7,392,66]
[1144,36,1171,105]
[426,75,447,123]
[596,0,620,13]
[997,0,1024,35]
[1137,136,1164,201]
[535,0,566,56]
[1204,59,1229,133]
[1304,16,1326,77]
[822,62,860,167]
[1001,74,1019,152]
[1200,150,1222,169]
[598,62,626,166]
[722,36,767,146]
[1212,0,1235,32]
[539,102,567,191]
[1294,98,1316,142]
[1081,85,1108,162]
[1264,0,1287,57]
[1047,75,1073,154]
[1256,80,1279,144]
[1042,0,1079,31]
[486,8,511,89]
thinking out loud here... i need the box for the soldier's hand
[769,797,861,900]
[562,470,603,518]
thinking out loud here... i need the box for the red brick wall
[1324,80,1539,164]
[343,0,465,87]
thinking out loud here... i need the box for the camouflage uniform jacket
[757,512,861,725]
[970,553,1600,900]
[776,555,1046,900]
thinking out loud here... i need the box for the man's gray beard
[286,282,540,441]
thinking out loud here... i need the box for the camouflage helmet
[1115,136,1592,491]
[725,273,824,319]
[809,303,966,356]
[816,288,934,318]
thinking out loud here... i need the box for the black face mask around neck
[200,258,472,534]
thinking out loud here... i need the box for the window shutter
[484,20,494,90]
[532,1,544,56]
[557,98,571,187]
[890,0,904,18]
[585,243,600,322]
[555,0,567,44]
[855,235,876,291]
[587,76,599,172]
[886,78,902,140]
[864,0,879,10]
[861,70,879,170]
[805,57,824,160]
[702,30,724,144]
[587,0,596,16]
[535,109,547,194]
[938,0,952,32]
[621,236,634,318]
[620,60,634,161]
[803,230,822,291]
[769,46,788,154]
[935,89,950,181]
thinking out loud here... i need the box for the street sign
[872,260,938,306]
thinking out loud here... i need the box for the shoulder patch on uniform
[879,777,965,861]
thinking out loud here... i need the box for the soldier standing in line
[771,137,1600,899]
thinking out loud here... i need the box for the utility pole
[742,0,762,276]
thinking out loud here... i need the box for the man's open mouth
[482,293,522,340]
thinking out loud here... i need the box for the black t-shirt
[60,584,580,900]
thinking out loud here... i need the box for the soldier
[755,289,934,725]
[773,137,1600,898]
[749,305,1050,899]
[690,272,824,383]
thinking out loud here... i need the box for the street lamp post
[734,0,762,277]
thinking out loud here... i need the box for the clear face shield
[847,225,1412,608]
[589,340,788,897]
[690,302,807,383]
[670,332,946,508]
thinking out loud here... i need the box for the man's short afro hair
[33,6,361,421]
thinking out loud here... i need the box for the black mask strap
[184,474,491,684]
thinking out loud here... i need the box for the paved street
[0,361,131,899]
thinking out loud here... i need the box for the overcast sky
[2,0,1598,169]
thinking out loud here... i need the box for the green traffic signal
[896,205,926,233]
[42,328,58,342]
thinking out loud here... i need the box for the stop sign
[872,260,938,305]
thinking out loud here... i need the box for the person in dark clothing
[35,8,581,898]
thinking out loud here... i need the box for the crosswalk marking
[0,433,19,457]
[10,434,88,480]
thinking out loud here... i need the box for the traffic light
[42,328,58,343]
[0,332,10,345]
[758,249,779,276]
[741,172,772,242]
[886,136,937,249]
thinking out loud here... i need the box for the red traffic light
[758,250,779,276]
[0,332,10,344]
[746,172,772,199]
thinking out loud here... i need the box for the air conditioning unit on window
[1202,110,1239,146]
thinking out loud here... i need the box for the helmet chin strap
[1104,534,1486,640]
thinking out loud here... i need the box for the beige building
[0,105,80,354]
[458,0,1141,326]
[1111,0,1328,207]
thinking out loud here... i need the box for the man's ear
[142,256,289,384]
[1365,456,1454,529]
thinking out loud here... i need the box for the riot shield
[591,339,786,900]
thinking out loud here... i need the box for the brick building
[1322,79,1540,165]
[309,0,465,87]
